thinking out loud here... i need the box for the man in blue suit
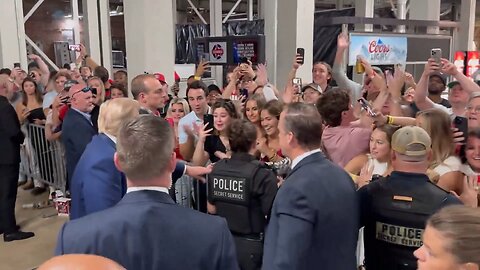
[70,98,213,220]
[263,103,358,269]
[61,84,96,190]
[56,115,239,270]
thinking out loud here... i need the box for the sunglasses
[71,86,97,97]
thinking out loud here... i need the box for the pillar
[0,0,27,69]
[355,0,374,32]
[410,0,440,34]
[210,0,223,87]
[82,0,101,63]
[82,0,112,73]
[264,0,315,90]
[98,0,112,72]
[456,0,476,51]
[124,0,175,86]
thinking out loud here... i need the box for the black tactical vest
[208,159,265,235]
[363,175,456,270]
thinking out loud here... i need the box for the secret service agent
[208,152,277,270]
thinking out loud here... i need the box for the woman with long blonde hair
[416,109,463,194]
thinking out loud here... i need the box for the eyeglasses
[71,86,97,98]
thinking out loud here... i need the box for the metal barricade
[20,124,67,192]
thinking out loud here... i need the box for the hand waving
[337,33,349,50]
[451,175,479,208]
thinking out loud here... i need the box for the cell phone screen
[358,98,376,117]
[203,114,215,134]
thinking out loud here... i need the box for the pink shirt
[322,125,371,167]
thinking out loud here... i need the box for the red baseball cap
[174,71,180,81]
[154,73,166,83]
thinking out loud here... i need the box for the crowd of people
[0,33,479,270]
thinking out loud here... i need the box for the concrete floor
[0,187,68,270]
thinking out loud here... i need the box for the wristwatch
[82,54,89,60]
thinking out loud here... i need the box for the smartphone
[68,44,81,52]
[293,78,302,91]
[13,62,21,69]
[431,48,442,67]
[240,88,249,98]
[239,57,249,64]
[203,114,215,134]
[453,116,468,143]
[358,97,377,117]
[296,48,305,65]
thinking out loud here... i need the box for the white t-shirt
[366,154,388,176]
[42,91,58,109]
[178,111,202,144]
[433,155,461,176]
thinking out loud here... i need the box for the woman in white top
[345,124,399,188]
[416,109,463,194]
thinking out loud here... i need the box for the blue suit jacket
[61,108,97,186]
[56,190,239,270]
[70,133,187,220]
[70,134,125,220]
[263,152,359,270]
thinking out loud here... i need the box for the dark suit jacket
[263,152,359,270]
[61,108,96,186]
[70,133,187,220]
[0,96,24,165]
[56,190,239,270]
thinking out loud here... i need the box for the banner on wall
[348,35,408,66]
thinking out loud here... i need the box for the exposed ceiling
[21,0,480,22]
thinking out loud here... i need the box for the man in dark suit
[263,103,358,269]
[0,74,34,242]
[61,83,96,190]
[56,115,238,270]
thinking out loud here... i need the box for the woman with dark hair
[192,99,240,166]
[15,77,45,126]
[258,100,284,162]
[459,128,480,207]
[109,83,128,99]
[312,61,333,92]
[414,205,479,269]
[345,124,400,188]
[15,77,48,194]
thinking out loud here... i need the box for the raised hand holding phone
[296,48,305,65]
[358,97,377,117]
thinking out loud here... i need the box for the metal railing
[20,124,67,193]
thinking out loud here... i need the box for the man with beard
[410,68,450,116]
[426,72,450,108]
